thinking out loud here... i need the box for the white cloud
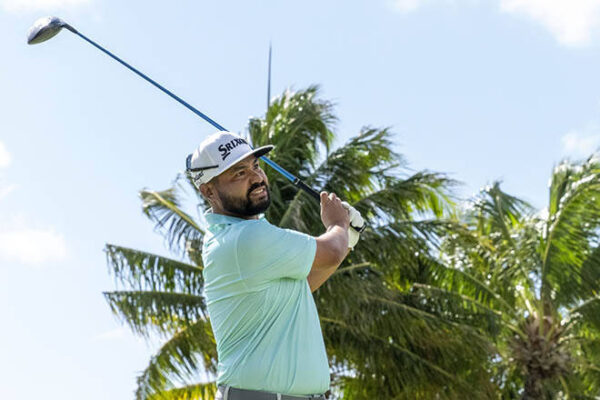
[500,0,600,46]
[390,0,600,46]
[0,228,67,265]
[561,129,600,157]
[0,143,66,266]
[0,184,17,200]
[0,0,90,13]
[0,141,11,169]
[393,0,426,12]
[0,141,15,201]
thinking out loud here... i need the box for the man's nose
[249,168,264,183]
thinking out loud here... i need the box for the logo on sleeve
[218,138,248,160]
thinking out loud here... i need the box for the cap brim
[251,145,274,159]
[218,145,274,177]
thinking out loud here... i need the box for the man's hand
[308,192,350,292]
[320,192,350,231]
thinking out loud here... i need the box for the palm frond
[311,127,401,203]
[410,283,508,334]
[146,382,216,400]
[104,291,206,337]
[443,189,539,309]
[276,187,321,233]
[466,181,533,243]
[135,321,217,400]
[140,188,204,255]
[580,244,600,298]
[292,127,455,234]
[105,244,203,294]
[352,219,455,282]
[427,254,517,315]
[322,314,491,399]
[559,371,600,400]
[570,296,600,332]
[355,171,456,222]
[316,266,495,398]
[319,264,494,346]
[542,158,600,306]
[250,85,335,171]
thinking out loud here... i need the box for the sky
[2,0,600,399]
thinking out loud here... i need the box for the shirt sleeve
[236,219,317,285]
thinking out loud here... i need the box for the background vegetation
[103,87,600,400]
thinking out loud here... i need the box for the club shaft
[73,31,226,130]
[70,30,320,202]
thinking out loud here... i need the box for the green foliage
[439,156,600,399]
[104,291,206,338]
[106,245,204,294]
[541,159,600,306]
[105,85,600,399]
[146,382,217,400]
[136,321,217,400]
[140,189,204,254]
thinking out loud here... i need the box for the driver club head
[27,16,71,45]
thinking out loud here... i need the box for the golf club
[27,16,365,233]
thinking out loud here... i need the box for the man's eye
[236,170,245,177]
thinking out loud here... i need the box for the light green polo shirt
[201,212,330,396]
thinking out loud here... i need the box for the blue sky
[2,0,600,398]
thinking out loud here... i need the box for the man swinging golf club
[28,16,366,398]
[188,131,364,400]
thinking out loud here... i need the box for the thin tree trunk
[521,370,543,400]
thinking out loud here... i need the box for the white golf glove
[341,201,365,250]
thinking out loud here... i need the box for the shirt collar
[204,209,265,228]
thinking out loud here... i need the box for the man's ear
[200,183,215,202]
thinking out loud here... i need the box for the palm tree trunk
[522,370,543,400]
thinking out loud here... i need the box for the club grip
[293,178,321,203]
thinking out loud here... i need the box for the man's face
[208,155,270,217]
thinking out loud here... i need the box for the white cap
[186,131,273,188]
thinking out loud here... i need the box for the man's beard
[216,182,271,217]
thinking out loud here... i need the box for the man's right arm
[307,192,350,292]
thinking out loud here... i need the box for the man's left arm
[307,247,349,292]
[307,202,364,292]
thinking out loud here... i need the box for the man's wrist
[327,224,349,251]
[326,221,349,231]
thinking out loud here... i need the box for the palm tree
[437,156,600,399]
[103,86,497,399]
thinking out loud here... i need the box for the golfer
[187,132,363,400]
